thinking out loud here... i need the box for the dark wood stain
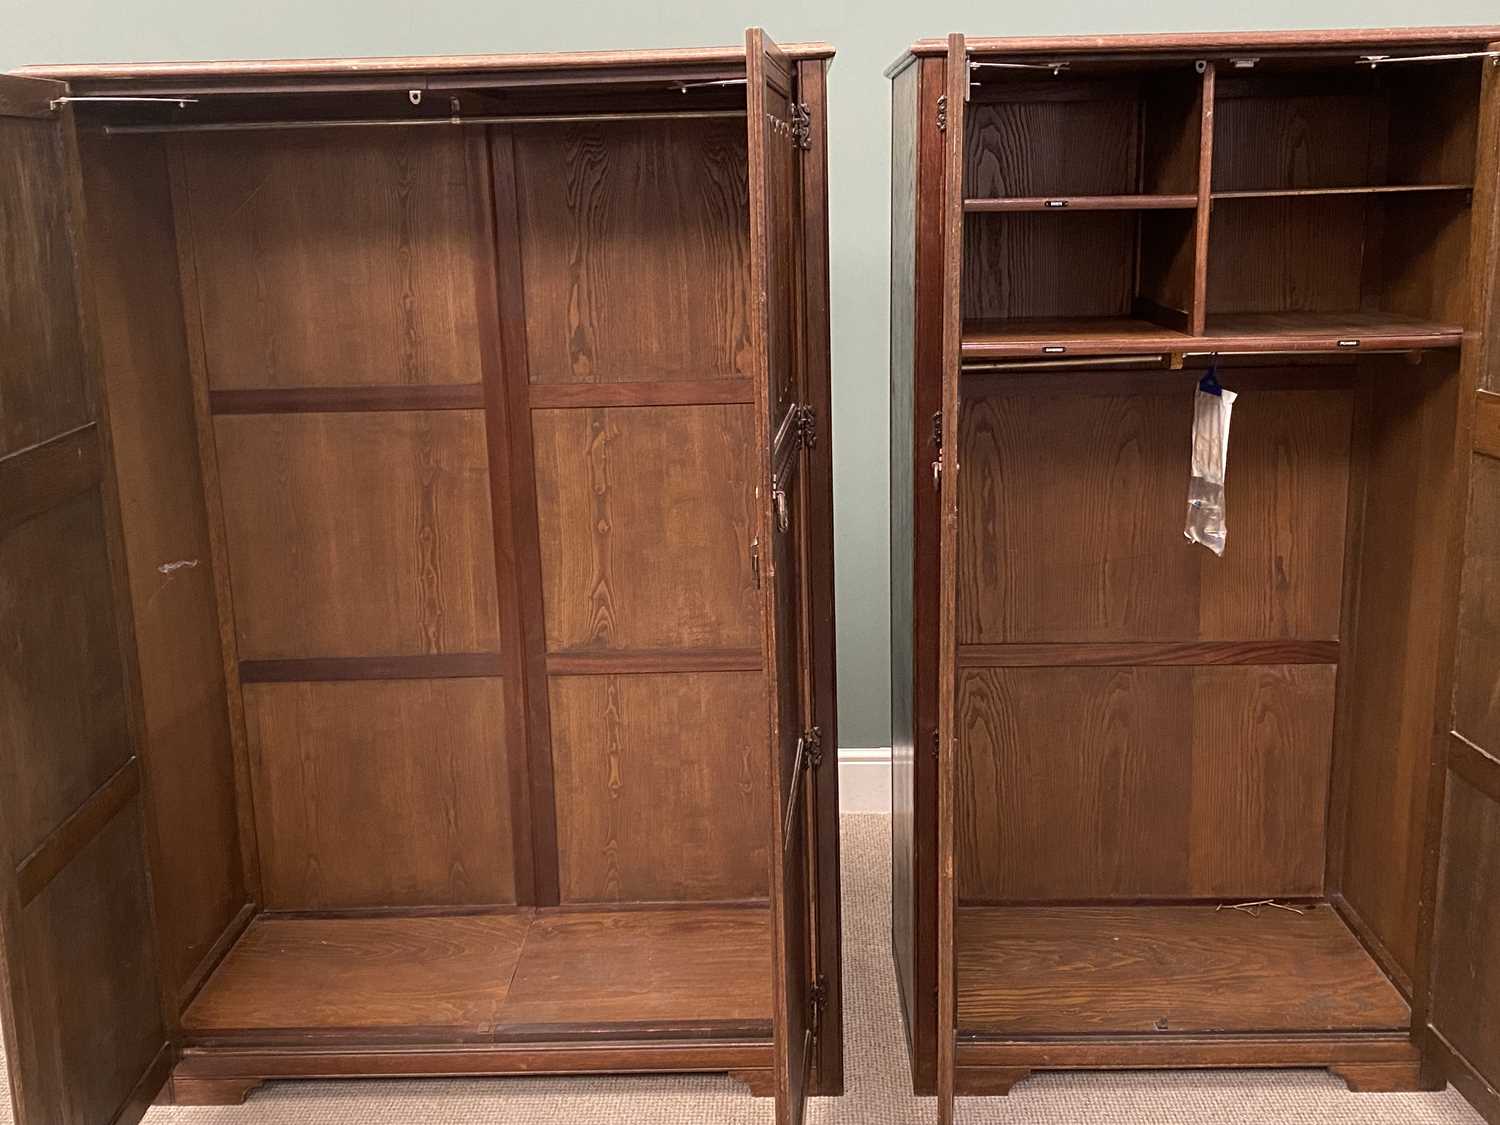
[958,904,1410,1035]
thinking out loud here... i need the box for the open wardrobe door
[1420,41,1500,1125]
[933,31,966,1125]
[748,26,821,1125]
[0,75,171,1124]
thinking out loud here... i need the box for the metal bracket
[772,484,789,532]
[1358,49,1500,67]
[790,101,813,150]
[936,94,948,133]
[49,95,197,110]
[970,59,1070,75]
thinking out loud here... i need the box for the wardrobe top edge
[11,41,836,86]
[886,25,1500,76]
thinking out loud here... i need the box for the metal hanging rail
[100,107,746,135]
[1358,50,1500,67]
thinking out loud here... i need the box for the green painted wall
[7,2,1493,747]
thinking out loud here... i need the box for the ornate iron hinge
[790,101,813,150]
[936,94,948,132]
[810,972,834,1038]
[931,410,944,491]
[801,726,824,770]
[796,404,818,448]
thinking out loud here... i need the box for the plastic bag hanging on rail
[1185,368,1237,556]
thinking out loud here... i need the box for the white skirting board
[837,748,891,813]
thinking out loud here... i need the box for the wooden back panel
[956,370,1354,901]
[171,127,519,911]
[498,116,769,906]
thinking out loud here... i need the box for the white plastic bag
[1185,371,1236,556]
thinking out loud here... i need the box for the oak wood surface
[500,907,772,1027]
[957,903,1411,1035]
[0,494,134,858]
[1452,456,1500,751]
[0,113,91,460]
[177,129,485,390]
[183,913,530,1034]
[531,404,758,652]
[547,671,769,902]
[182,907,773,1039]
[14,43,836,84]
[243,679,515,909]
[958,664,1336,901]
[1333,358,1459,980]
[957,382,1350,644]
[1427,773,1500,1095]
[214,410,501,660]
[513,118,751,384]
[81,130,251,1010]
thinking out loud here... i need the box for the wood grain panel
[1206,196,1368,314]
[0,493,132,858]
[214,410,501,659]
[957,903,1410,1034]
[959,383,1350,644]
[962,212,1137,322]
[499,908,772,1026]
[1453,455,1500,751]
[178,128,484,389]
[1212,88,1378,192]
[244,679,515,909]
[183,913,530,1034]
[964,94,1139,198]
[0,116,91,459]
[1335,361,1459,978]
[1428,772,1500,1089]
[1188,664,1337,896]
[1199,386,1351,638]
[959,387,1192,643]
[548,672,769,902]
[513,119,751,383]
[958,667,1191,900]
[532,404,757,652]
[10,804,166,1123]
[958,665,1336,901]
[81,130,249,1005]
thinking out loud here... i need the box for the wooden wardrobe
[888,27,1500,1124]
[0,30,840,1125]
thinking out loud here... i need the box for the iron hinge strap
[796,403,818,448]
[790,101,813,149]
[801,725,824,770]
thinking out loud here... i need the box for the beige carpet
[1,814,1484,1123]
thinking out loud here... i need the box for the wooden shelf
[960,311,1464,360]
[1201,310,1464,351]
[965,194,1198,213]
[182,906,773,1043]
[957,904,1411,1037]
[1212,184,1472,201]
[961,317,1193,359]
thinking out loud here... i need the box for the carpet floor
[1,814,1483,1123]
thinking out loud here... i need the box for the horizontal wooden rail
[958,640,1340,667]
[239,653,504,682]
